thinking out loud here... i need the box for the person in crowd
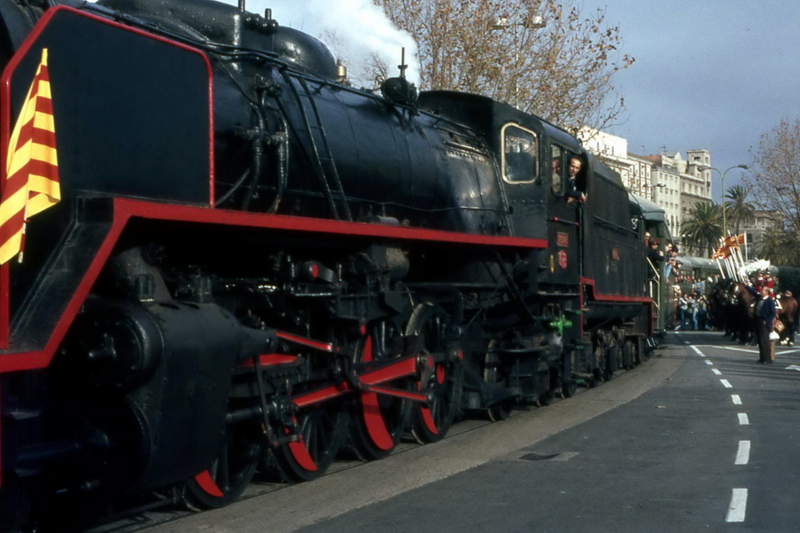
[749,285,777,364]
[646,241,660,261]
[551,157,563,195]
[688,295,699,330]
[646,241,663,278]
[765,274,776,294]
[779,290,796,346]
[694,277,705,297]
[564,156,587,204]
[665,249,679,280]
[697,296,710,330]
[677,292,688,330]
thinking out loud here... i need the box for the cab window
[551,145,563,195]
[501,124,539,184]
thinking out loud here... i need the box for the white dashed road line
[706,346,758,354]
[735,441,751,465]
[726,488,748,523]
[688,341,750,524]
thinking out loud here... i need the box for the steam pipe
[239,102,267,212]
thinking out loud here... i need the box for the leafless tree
[370,0,635,133]
[746,118,800,265]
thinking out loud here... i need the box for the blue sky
[581,1,800,199]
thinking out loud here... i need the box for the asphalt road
[143,331,800,533]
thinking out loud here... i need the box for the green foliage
[777,265,800,295]
[724,184,756,236]
[757,227,800,266]
[680,202,722,256]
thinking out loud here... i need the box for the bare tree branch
[746,119,800,265]
[370,0,634,131]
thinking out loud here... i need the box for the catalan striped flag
[712,244,730,260]
[0,48,60,264]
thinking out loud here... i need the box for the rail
[646,257,661,314]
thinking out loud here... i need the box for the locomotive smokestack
[238,0,246,11]
[398,47,408,79]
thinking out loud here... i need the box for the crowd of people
[672,268,789,364]
[644,233,717,331]
[674,293,712,331]
[644,234,798,364]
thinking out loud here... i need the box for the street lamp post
[652,182,667,201]
[492,15,546,107]
[697,164,749,237]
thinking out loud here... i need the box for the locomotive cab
[541,125,587,286]
[418,91,549,241]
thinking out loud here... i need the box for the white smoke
[219,0,420,87]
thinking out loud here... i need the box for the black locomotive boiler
[0,0,665,529]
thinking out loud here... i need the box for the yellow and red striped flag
[0,48,60,264]
[712,241,734,260]
[722,234,745,250]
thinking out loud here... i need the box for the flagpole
[743,232,749,262]
[728,245,739,280]
[732,237,747,283]
[734,245,746,283]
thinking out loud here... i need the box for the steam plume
[220,0,420,86]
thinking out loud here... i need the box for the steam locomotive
[0,0,666,529]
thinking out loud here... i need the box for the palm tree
[681,202,723,256]
[725,185,756,235]
[756,227,800,266]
